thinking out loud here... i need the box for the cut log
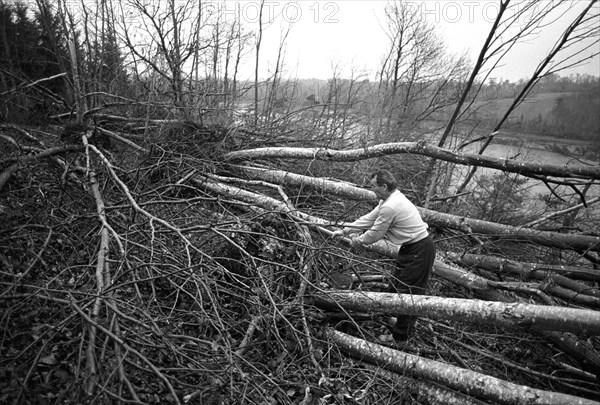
[450,252,600,287]
[327,328,600,405]
[313,291,600,335]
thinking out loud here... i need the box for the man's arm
[332,203,381,238]
[355,206,394,245]
[341,203,380,235]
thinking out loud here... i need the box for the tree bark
[327,328,600,405]
[313,291,600,335]
[451,253,600,295]
[223,143,600,180]
[451,254,600,308]
[231,166,600,252]
[361,363,492,405]
[423,208,600,253]
[190,175,333,226]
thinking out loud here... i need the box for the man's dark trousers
[390,235,436,340]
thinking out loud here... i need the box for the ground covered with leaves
[1,123,599,404]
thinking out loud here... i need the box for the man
[332,169,436,342]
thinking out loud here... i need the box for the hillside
[465,90,600,145]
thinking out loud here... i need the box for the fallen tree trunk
[449,253,600,308]
[191,175,537,303]
[361,363,492,405]
[191,175,600,374]
[232,166,600,252]
[490,280,600,308]
[224,143,600,180]
[313,291,600,335]
[190,175,334,225]
[327,328,600,405]
[434,262,600,378]
[422,207,600,253]
[450,253,600,288]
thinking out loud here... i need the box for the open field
[467,89,599,144]
[477,92,569,125]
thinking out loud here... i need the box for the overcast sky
[231,0,600,82]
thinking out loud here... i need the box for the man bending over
[332,169,436,342]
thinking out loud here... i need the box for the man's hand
[331,229,345,239]
[349,235,361,247]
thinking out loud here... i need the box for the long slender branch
[525,196,600,227]
[70,300,182,405]
[437,0,510,148]
[82,132,111,395]
[0,145,81,192]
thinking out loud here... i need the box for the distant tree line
[487,73,599,144]
[532,72,599,94]
[550,89,599,142]
[1,0,597,146]
[0,0,68,123]
[0,0,130,124]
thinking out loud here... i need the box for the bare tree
[115,0,209,118]
[253,0,265,126]
[376,1,469,139]
[263,22,292,123]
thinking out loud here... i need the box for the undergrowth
[0,124,598,404]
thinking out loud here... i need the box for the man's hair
[371,170,397,190]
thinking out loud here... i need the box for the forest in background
[2,0,598,145]
[236,73,600,143]
[1,0,600,404]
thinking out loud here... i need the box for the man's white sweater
[342,190,428,248]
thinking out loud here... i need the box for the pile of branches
[1,120,599,405]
